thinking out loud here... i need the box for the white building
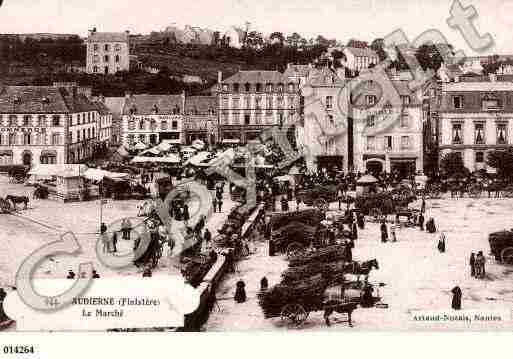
[94,101,113,144]
[352,80,424,177]
[0,84,102,166]
[121,94,186,148]
[86,28,130,75]
[223,26,245,48]
[343,47,379,74]
[298,67,350,172]
[439,76,513,172]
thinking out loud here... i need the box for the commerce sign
[0,127,47,133]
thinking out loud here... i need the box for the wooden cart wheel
[501,247,513,264]
[280,303,308,327]
[286,242,304,259]
[314,198,329,211]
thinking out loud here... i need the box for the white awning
[140,147,161,156]
[134,142,148,150]
[131,155,180,164]
[221,139,240,144]
[28,164,88,177]
[192,139,205,150]
[83,169,129,181]
[185,151,212,166]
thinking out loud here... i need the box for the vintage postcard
[1,0,513,343]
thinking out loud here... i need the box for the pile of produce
[355,191,416,215]
[271,222,318,253]
[288,245,349,267]
[281,260,348,284]
[181,255,216,288]
[270,209,324,229]
[258,274,328,318]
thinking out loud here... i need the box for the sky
[0,0,512,55]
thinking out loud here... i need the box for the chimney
[217,71,222,84]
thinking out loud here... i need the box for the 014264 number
[3,345,35,354]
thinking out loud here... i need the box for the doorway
[22,151,32,166]
[366,160,383,176]
[390,160,416,179]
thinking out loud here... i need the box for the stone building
[86,28,130,74]
[183,96,217,145]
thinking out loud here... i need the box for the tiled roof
[344,47,378,58]
[88,32,129,43]
[93,101,111,115]
[122,94,183,115]
[184,96,216,114]
[306,67,345,86]
[283,64,312,78]
[0,86,97,113]
[222,70,286,84]
[442,81,513,92]
[350,80,421,106]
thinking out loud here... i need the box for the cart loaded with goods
[296,185,338,211]
[214,203,257,247]
[489,230,513,264]
[258,244,381,327]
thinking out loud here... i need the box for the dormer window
[41,97,50,104]
[244,83,251,92]
[401,95,411,105]
[233,83,240,93]
[277,83,284,92]
[366,95,377,106]
[256,83,262,92]
[453,96,464,109]
[288,83,295,92]
[23,115,31,126]
[266,83,273,92]
[152,104,159,114]
[222,84,228,92]
[482,94,501,110]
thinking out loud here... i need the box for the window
[139,120,144,130]
[104,44,110,51]
[453,96,464,109]
[52,115,60,126]
[93,55,100,63]
[266,97,273,109]
[128,134,135,145]
[401,136,410,150]
[161,121,168,130]
[82,129,86,140]
[452,123,463,144]
[476,151,485,163]
[244,83,251,92]
[288,83,295,92]
[482,95,501,110]
[93,44,99,51]
[8,133,15,145]
[244,114,251,125]
[401,95,411,105]
[474,123,485,144]
[277,96,284,108]
[326,96,333,109]
[38,115,46,127]
[93,66,98,73]
[114,44,121,51]
[497,123,507,144]
[139,134,146,143]
[266,83,273,92]
[51,133,61,145]
[150,120,157,131]
[87,128,91,139]
[367,136,375,150]
[9,115,17,126]
[128,119,135,130]
[104,55,109,62]
[172,121,178,129]
[244,97,251,109]
[23,133,31,145]
[256,83,262,92]
[23,115,31,126]
[255,96,262,109]
[87,113,91,122]
[366,115,375,127]
[76,130,80,142]
[233,83,240,93]
[385,136,393,150]
[277,83,284,93]
[366,95,377,106]
[115,55,120,63]
[400,113,409,128]
[222,84,228,92]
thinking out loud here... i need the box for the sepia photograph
[1,0,513,356]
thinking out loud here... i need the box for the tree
[440,152,468,178]
[370,38,387,61]
[269,32,284,46]
[415,44,447,71]
[347,39,368,48]
[315,35,330,48]
[245,31,263,49]
[331,49,346,68]
[487,149,513,180]
[286,32,302,48]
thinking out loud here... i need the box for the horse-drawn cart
[489,230,513,264]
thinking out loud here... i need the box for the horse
[5,195,29,210]
[348,259,379,275]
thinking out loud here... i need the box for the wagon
[489,230,513,264]
[297,185,338,211]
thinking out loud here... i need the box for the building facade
[343,47,379,74]
[183,96,218,145]
[439,76,513,172]
[0,85,102,166]
[121,94,185,148]
[86,28,130,75]
[217,70,300,144]
[352,80,424,177]
[297,67,350,172]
